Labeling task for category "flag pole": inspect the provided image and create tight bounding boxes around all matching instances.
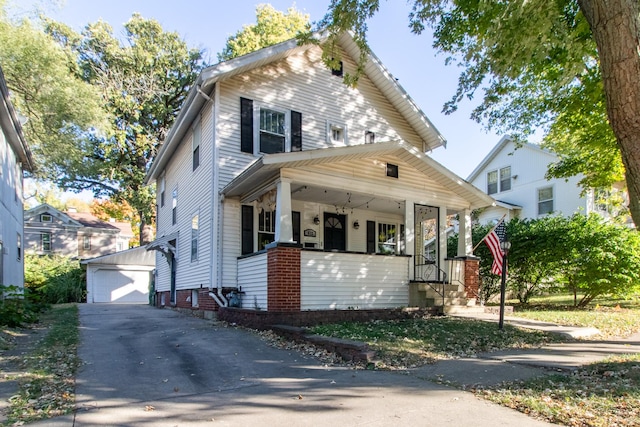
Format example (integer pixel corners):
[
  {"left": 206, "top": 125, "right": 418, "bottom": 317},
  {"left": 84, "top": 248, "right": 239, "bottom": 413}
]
[{"left": 472, "top": 213, "right": 507, "bottom": 253}]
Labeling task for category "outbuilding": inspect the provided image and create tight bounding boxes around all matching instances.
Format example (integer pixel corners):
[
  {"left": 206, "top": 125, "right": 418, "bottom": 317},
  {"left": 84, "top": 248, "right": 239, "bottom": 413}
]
[{"left": 82, "top": 246, "right": 155, "bottom": 304}]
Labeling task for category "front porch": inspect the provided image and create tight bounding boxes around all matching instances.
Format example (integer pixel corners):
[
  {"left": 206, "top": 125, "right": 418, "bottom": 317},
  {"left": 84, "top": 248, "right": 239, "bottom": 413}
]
[{"left": 235, "top": 244, "right": 481, "bottom": 313}]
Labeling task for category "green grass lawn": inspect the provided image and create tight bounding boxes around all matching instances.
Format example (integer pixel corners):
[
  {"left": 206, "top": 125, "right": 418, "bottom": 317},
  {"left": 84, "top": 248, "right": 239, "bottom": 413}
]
[
  {"left": 507, "top": 294, "right": 640, "bottom": 338},
  {"left": 2, "top": 304, "right": 79, "bottom": 426}
]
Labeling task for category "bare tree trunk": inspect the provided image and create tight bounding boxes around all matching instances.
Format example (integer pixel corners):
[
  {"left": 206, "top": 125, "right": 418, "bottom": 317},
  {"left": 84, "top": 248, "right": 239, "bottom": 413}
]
[{"left": 578, "top": 0, "right": 640, "bottom": 227}]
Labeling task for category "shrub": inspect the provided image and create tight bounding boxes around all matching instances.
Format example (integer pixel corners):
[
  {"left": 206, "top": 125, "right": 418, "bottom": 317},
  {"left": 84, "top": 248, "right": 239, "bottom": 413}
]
[
  {"left": 24, "top": 255, "right": 86, "bottom": 304},
  {"left": 0, "top": 285, "right": 40, "bottom": 327}
]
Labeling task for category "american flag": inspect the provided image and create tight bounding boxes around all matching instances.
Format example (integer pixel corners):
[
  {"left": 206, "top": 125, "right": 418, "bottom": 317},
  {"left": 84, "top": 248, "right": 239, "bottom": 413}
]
[{"left": 484, "top": 221, "right": 507, "bottom": 276}]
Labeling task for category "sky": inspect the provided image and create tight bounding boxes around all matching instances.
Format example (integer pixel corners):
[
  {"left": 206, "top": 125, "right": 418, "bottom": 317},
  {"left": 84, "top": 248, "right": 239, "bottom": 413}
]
[{"left": 13, "top": 0, "right": 504, "bottom": 179}]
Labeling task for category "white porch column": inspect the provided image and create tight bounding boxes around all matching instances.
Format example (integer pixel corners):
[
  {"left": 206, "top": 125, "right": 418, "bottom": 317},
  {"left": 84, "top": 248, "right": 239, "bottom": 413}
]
[
  {"left": 274, "top": 178, "right": 294, "bottom": 243},
  {"left": 404, "top": 200, "right": 415, "bottom": 280},
  {"left": 438, "top": 206, "right": 447, "bottom": 268},
  {"left": 457, "top": 208, "right": 473, "bottom": 256}
]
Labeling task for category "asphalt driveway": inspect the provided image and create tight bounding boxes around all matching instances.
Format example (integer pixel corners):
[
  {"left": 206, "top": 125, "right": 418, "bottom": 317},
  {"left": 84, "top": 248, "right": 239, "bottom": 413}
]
[{"left": 63, "top": 304, "right": 553, "bottom": 426}]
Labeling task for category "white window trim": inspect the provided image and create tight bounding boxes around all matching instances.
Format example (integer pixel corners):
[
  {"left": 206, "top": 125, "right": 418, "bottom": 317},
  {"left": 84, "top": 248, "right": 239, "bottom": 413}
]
[
  {"left": 192, "top": 117, "right": 201, "bottom": 170},
  {"left": 326, "top": 120, "right": 348, "bottom": 146},
  {"left": 537, "top": 185, "right": 555, "bottom": 216},
  {"left": 254, "top": 103, "right": 291, "bottom": 154},
  {"left": 41, "top": 214, "right": 52, "bottom": 222},
  {"left": 487, "top": 165, "right": 512, "bottom": 194},
  {"left": 191, "top": 211, "right": 199, "bottom": 262}
]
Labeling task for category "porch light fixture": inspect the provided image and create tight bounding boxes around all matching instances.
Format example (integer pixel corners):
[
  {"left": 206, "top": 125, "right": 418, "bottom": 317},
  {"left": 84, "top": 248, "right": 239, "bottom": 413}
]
[
  {"left": 313, "top": 215, "right": 320, "bottom": 225},
  {"left": 353, "top": 220, "right": 360, "bottom": 229}
]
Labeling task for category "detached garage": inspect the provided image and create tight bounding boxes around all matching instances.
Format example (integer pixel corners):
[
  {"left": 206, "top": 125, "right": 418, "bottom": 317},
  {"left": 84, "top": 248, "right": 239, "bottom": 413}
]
[{"left": 82, "top": 246, "right": 156, "bottom": 303}]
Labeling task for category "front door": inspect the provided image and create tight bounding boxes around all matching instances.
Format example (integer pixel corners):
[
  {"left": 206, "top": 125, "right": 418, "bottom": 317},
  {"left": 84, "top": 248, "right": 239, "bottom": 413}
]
[
  {"left": 414, "top": 205, "right": 440, "bottom": 281},
  {"left": 324, "top": 213, "right": 346, "bottom": 251}
]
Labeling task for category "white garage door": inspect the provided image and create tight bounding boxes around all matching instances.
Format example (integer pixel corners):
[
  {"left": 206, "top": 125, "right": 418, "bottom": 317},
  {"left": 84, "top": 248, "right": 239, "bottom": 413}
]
[{"left": 92, "top": 269, "right": 150, "bottom": 303}]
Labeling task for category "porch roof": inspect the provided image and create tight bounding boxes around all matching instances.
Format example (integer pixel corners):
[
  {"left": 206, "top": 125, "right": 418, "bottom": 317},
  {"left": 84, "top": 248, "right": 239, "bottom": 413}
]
[{"left": 222, "top": 141, "right": 495, "bottom": 210}]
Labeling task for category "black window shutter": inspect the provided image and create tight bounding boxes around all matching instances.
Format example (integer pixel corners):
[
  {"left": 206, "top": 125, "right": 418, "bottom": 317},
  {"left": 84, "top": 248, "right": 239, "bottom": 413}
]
[
  {"left": 291, "top": 110, "right": 302, "bottom": 152},
  {"left": 292, "top": 211, "right": 301, "bottom": 244},
  {"left": 241, "top": 205, "right": 254, "bottom": 255},
  {"left": 366, "top": 220, "right": 376, "bottom": 253},
  {"left": 240, "top": 98, "right": 253, "bottom": 154}
]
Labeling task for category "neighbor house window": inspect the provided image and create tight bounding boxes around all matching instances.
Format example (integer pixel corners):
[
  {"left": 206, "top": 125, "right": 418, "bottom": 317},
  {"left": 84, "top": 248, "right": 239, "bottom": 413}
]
[
  {"left": 538, "top": 186, "right": 554, "bottom": 215},
  {"left": 487, "top": 167, "right": 512, "bottom": 194},
  {"left": 41, "top": 233, "right": 51, "bottom": 252},
  {"left": 499, "top": 166, "right": 511, "bottom": 191},
  {"left": 16, "top": 233, "right": 21, "bottom": 261},
  {"left": 191, "top": 214, "right": 199, "bottom": 262},
  {"left": 192, "top": 120, "right": 201, "bottom": 171},
  {"left": 41, "top": 214, "right": 52, "bottom": 222},
  {"left": 172, "top": 189, "right": 178, "bottom": 225},
  {"left": 487, "top": 170, "right": 498, "bottom": 195},
  {"left": 378, "top": 223, "right": 397, "bottom": 254},
  {"left": 258, "top": 209, "right": 275, "bottom": 251},
  {"left": 83, "top": 235, "right": 91, "bottom": 250}
]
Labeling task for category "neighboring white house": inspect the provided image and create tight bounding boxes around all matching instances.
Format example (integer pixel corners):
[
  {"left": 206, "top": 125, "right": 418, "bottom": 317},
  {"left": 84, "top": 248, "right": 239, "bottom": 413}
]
[
  {"left": 467, "top": 135, "right": 620, "bottom": 225},
  {"left": 144, "top": 33, "right": 495, "bottom": 318},
  {"left": 0, "top": 66, "right": 34, "bottom": 289}
]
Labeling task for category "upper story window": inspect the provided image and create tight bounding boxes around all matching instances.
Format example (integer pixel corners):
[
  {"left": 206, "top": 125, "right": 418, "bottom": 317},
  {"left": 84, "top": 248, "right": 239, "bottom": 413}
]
[
  {"left": 327, "top": 121, "right": 347, "bottom": 145},
  {"left": 331, "top": 60, "right": 343, "bottom": 77},
  {"left": 260, "top": 108, "right": 286, "bottom": 154},
  {"left": 240, "top": 97, "right": 302, "bottom": 155},
  {"left": 365, "top": 131, "right": 375, "bottom": 144},
  {"left": 538, "top": 186, "right": 554, "bottom": 215},
  {"left": 172, "top": 188, "right": 178, "bottom": 225},
  {"left": 41, "top": 214, "right": 52, "bottom": 222},
  {"left": 487, "top": 166, "right": 512, "bottom": 195},
  {"left": 83, "top": 235, "right": 91, "bottom": 250},
  {"left": 192, "top": 120, "right": 201, "bottom": 171}
]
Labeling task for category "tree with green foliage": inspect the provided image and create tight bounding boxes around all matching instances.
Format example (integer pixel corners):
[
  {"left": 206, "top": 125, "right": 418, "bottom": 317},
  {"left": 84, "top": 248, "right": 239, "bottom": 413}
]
[
  {"left": 218, "top": 4, "right": 310, "bottom": 61},
  {"left": 0, "top": 2, "right": 108, "bottom": 179},
  {"left": 44, "top": 14, "right": 207, "bottom": 242},
  {"left": 320, "top": 0, "right": 640, "bottom": 228}
]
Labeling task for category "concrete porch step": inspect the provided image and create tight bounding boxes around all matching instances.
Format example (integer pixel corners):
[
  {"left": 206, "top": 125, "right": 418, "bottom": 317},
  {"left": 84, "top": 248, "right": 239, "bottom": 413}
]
[
  {"left": 416, "top": 283, "right": 463, "bottom": 293},
  {"left": 424, "top": 290, "right": 467, "bottom": 299}
]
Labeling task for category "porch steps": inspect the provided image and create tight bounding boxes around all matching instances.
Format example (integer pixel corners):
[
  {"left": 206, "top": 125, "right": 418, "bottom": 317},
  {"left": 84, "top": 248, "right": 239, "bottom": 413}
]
[{"left": 443, "top": 305, "right": 487, "bottom": 315}]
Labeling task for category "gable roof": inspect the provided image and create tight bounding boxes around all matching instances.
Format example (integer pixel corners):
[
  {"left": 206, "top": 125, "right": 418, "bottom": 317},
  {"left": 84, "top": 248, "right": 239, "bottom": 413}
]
[
  {"left": 25, "top": 204, "right": 132, "bottom": 235},
  {"left": 146, "top": 32, "right": 445, "bottom": 184},
  {"left": 466, "top": 135, "right": 555, "bottom": 182},
  {"left": 0, "top": 66, "right": 34, "bottom": 172},
  {"left": 222, "top": 140, "right": 495, "bottom": 210}
]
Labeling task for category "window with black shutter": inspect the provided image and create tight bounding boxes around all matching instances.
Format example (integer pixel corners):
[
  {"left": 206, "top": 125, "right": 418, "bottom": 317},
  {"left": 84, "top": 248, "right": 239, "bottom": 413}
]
[
  {"left": 241, "top": 205, "right": 254, "bottom": 255},
  {"left": 291, "top": 111, "right": 302, "bottom": 152},
  {"left": 366, "top": 220, "right": 376, "bottom": 253},
  {"left": 240, "top": 98, "right": 254, "bottom": 153}
]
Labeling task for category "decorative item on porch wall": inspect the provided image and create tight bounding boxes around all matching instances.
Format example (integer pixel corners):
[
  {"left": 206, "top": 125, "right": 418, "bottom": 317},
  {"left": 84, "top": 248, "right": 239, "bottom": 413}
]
[{"left": 256, "top": 189, "right": 276, "bottom": 213}]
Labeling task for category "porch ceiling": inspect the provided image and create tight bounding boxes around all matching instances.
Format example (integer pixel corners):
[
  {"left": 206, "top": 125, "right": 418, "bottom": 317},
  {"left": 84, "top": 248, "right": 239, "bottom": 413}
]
[{"left": 291, "top": 184, "right": 405, "bottom": 215}]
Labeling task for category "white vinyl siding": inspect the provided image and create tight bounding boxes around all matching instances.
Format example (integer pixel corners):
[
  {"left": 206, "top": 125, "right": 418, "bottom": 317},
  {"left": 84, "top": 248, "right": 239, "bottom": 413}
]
[
  {"left": 154, "top": 103, "right": 214, "bottom": 293},
  {"left": 216, "top": 45, "right": 409, "bottom": 190},
  {"left": 237, "top": 253, "right": 268, "bottom": 310},
  {"left": 300, "top": 251, "right": 409, "bottom": 310},
  {"left": 221, "top": 198, "right": 241, "bottom": 287}
]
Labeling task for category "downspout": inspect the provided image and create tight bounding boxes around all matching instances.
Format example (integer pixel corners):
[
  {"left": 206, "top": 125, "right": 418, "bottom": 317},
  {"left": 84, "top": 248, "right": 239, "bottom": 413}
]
[{"left": 198, "top": 83, "right": 228, "bottom": 308}]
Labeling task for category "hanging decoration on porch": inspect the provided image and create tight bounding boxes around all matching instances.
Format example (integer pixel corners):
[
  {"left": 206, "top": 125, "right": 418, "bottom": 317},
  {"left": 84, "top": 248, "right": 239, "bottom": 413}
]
[{"left": 256, "top": 188, "right": 277, "bottom": 213}]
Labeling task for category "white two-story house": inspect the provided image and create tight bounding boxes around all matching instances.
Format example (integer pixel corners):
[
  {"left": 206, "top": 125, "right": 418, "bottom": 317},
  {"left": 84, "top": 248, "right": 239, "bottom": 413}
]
[
  {"left": 467, "top": 136, "right": 624, "bottom": 225},
  {"left": 1, "top": 66, "right": 34, "bottom": 289},
  {"left": 145, "top": 33, "right": 495, "bottom": 321}
]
